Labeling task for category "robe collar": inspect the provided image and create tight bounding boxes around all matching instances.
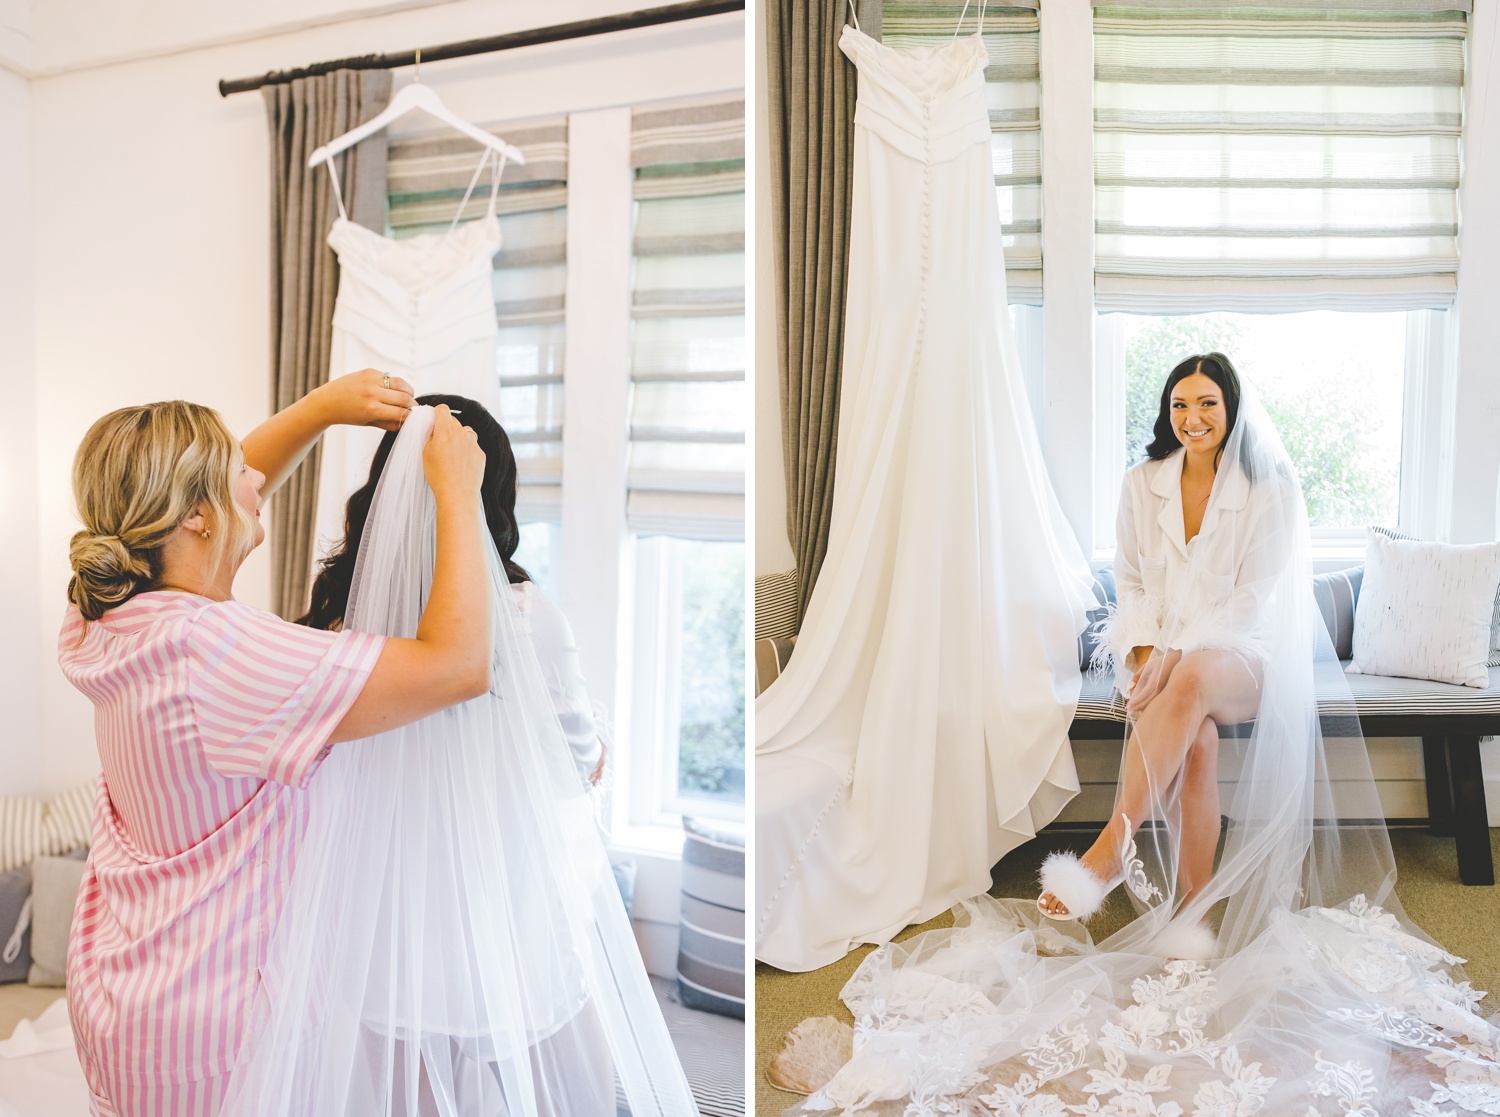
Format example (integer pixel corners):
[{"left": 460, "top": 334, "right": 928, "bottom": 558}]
[{"left": 1148, "top": 447, "right": 1250, "bottom": 558}]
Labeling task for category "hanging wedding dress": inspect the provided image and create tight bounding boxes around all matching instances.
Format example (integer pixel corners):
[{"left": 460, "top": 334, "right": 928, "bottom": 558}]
[
  {"left": 755, "top": 9, "right": 1095, "bottom": 972},
  {"left": 784, "top": 383, "right": 1500, "bottom": 1114},
  {"left": 220, "top": 408, "right": 698, "bottom": 1116},
  {"left": 312, "top": 152, "right": 505, "bottom": 565}
]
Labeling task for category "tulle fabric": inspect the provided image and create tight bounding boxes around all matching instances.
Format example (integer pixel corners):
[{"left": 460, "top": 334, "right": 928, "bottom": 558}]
[
  {"left": 222, "top": 406, "right": 697, "bottom": 1117},
  {"left": 791, "top": 392, "right": 1500, "bottom": 1115}
]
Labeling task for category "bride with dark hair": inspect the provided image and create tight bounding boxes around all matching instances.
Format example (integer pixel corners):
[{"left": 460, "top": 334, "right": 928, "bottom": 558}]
[
  {"left": 1037, "top": 353, "right": 1272, "bottom": 945},
  {"left": 220, "top": 399, "right": 692, "bottom": 1116},
  {"left": 300, "top": 393, "right": 604, "bottom": 787},
  {"left": 784, "top": 354, "right": 1500, "bottom": 1116}
]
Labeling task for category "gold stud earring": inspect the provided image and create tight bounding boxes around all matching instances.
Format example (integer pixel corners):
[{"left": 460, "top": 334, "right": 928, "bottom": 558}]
[{"left": 201, "top": 528, "right": 212, "bottom": 540}]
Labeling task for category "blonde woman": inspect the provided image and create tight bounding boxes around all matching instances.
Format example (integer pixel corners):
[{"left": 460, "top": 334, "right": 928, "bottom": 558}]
[{"left": 58, "top": 374, "right": 489, "bottom": 1117}]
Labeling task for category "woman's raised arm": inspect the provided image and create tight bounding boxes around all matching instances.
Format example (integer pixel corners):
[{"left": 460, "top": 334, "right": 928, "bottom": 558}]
[
  {"left": 327, "top": 405, "right": 493, "bottom": 742},
  {"left": 243, "top": 370, "right": 415, "bottom": 500}
]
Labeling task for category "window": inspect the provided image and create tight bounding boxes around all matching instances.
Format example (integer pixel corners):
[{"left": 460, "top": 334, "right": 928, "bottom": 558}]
[
  {"left": 631, "top": 537, "right": 746, "bottom": 823},
  {"left": 1089, "top": 0, "right": 1466, "bottom": 549},
  {"left": 1101, "top": 309, "right": 1414, "bottom": 539},
  {"left": 1093, "top": 0, "right": 1466, "bottom": 312},
  {"left": 882, "top": 0, "right": 1042, "bottom": 303},
  {"left": 387, "top": 117, "right": 569, "bottom": 524},
  {"left": 623, "top": 97, "right": 746, "bottom": 824},
  {"left": 514, "top": 521, "right": 562, "bottom": 603}
]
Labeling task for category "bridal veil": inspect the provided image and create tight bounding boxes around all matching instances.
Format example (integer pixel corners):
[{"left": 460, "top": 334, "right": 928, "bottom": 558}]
[
  {"left": 222, "top": 407, "right": 698, "bottom": 1116},
  {"left": 793, "top": 389, "right": 1500, "bottom": 1115}
]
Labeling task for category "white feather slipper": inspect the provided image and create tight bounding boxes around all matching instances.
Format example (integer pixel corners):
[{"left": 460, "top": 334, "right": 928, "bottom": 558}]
[
  {"left": 1037, "top": 852, "right": 1122, "bottom": 921},
  {"left": 1153, "top": 919, "right": 1218, "bottom": 960}
]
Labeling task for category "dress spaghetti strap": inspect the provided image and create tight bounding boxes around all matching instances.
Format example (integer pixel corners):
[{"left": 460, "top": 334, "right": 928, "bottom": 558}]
[
  {"left": 324, "top": 157, "right": 351, "bottom": 224},
  {"left": 953, "top": 0, "right": 989, "bottom": 39},
  {"left": 447, "top": 146, "right": 509, "bottom": 234}
]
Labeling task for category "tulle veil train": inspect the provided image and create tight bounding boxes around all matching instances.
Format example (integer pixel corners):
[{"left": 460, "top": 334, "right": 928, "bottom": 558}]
[{"left": 222, "top": 406, "right": 699, "bottom": 1116}]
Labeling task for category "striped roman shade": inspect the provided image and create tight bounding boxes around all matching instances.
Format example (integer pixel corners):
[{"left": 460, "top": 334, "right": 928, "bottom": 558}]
[
  {"left": 1093, "top": 0, "right": 1468, "bottom": 312},
  {"left": 627, "top": 97, "right": 746, "bottom": 541},
  {"left": 388, "top": 117, "right": 569, "bottom": 519},
  {"left": 677, "top": 817, "right": 745, "bottom": 1019},
  {"left": 881, "top": 1, "right": 1042, "bottom": 302}
]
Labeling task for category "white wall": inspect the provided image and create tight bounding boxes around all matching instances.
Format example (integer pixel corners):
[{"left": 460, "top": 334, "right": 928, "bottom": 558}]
[
  {"left": 0, "top": 65, "right": 44, "bottom": 800},
  {"left": 1455, "top": 0, "right": 1500, "bottom": 819},
  {"left": 1453, "top": 0, "right": 1500, "bottom": 547},
  {"left": 20, "top": 0, "right": 741, "bottom": 800}
]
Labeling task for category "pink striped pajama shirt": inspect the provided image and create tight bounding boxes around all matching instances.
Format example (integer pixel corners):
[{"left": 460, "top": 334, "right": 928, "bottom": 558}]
[{"left": 57, "top": 591, "right": 385, "bottom": 1117}]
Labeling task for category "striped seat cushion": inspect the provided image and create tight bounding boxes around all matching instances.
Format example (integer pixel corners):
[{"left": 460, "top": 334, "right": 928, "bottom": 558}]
[
  {"left": 1075, "top": 665, "right": 1500, "bottom": 725},
  {"left": 677, "top": 818, "right": 744, "bottom": 1020}
]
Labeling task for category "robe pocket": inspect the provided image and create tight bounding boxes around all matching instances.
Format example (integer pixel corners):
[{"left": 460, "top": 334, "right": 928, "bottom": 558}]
[
  {"left": 1139, "top": 555, "right": 1168, "bottom": 594},
  {"left": 1197, "top": 570, "right": 1236, "bottom": 604}
]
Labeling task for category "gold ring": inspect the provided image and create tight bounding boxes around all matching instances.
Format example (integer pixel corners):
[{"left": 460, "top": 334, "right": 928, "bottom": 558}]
[{"left": 382, "top": 374, "right": 391, "bottom": 390}]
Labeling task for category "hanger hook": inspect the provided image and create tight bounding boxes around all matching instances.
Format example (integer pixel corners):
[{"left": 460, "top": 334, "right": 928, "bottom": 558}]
[{"left": 414, "top": 47, "right": 421, "bottom": 83}]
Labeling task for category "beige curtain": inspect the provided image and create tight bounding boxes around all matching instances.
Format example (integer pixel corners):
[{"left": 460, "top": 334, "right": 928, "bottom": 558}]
[
  {"left": 263, "top": 70, "right": 392, "bottom": 620},
  {"left": 767, "top": 0, "right": 859, "bottom": 624}
]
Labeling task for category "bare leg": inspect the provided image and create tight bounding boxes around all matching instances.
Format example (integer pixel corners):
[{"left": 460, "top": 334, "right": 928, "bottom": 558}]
[
  {"left": 1040, "top": 651, "right": 1260, "bottom": 916},
  {"left": 1176, "top": 716, "right": 1220, "bottom": 907}
]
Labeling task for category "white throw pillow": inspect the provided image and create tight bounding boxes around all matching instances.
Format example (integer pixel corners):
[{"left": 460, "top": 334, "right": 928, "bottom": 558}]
[
  {"left": 1372, "top": 524, "right": 1500, "bottom": 666},
  {"left": 1349, "top": 530, "right": 1500, "bottom": 688}
]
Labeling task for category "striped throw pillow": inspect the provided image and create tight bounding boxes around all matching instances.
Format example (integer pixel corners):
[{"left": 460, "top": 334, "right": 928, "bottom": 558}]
[
  {"left": 0, "top": 799, "right": 46, "bottom": 874},
  {"left": 754, "top": 636, "right": 797, "bottom": 696},
  {"left": 0, "top": 782, "right": 95, "bottom": 873},
  {"left": 754, "top": 569, "right": 799, "bottom": 641},
  {"left": 677, "top": 818, "right": 745, "bottom": 1019},
  {"left": 41, "top": 782, "right": 94, "bottom": 857},
  {"left": 1312, "top": 567, "right": 1364, "bottom": 661}
]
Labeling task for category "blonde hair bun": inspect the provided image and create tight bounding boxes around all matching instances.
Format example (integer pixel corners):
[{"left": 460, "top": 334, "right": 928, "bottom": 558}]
[
  {"left": 68, "top": 531, "right": 155, "bottom": 621},
  {"left": 67, "top": 401, "right": 255, "bottom": 622}
]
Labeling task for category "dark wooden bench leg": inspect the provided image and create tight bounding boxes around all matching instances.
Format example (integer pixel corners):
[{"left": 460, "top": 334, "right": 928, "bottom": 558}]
[
  {"left": 1422, "top": 735, "right": 1454, "bottom": 838},
  {"left": 1446, "top": 736, "right": 1494, "bottom": 886}
]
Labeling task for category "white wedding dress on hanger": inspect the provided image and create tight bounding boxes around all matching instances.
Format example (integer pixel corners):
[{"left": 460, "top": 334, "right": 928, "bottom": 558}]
[
  {"left": 755, "top": 7, "right": 1096, "bottom": 973},
  {"left": 312, "top": 152, "right": 505, "bottom": 565}
]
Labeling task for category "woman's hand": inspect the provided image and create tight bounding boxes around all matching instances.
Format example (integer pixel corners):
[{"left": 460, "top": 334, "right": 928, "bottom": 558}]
[
  {"left": 1127, "top": 648, "right": 1180, "bottom": 716},
  {"left": 423, "top": 405, "right": 485, "bottom": 502},
  {"left": 589, "top": 739, "right": 607, "bottom": 786},
  {"left": 313, "top": 369, "right": 416, "bottom": 431}
]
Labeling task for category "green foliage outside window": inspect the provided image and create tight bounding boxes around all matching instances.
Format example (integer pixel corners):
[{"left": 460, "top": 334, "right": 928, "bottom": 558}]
[{"left": 677, "top": 541, "right": 746, "bottom": 802}]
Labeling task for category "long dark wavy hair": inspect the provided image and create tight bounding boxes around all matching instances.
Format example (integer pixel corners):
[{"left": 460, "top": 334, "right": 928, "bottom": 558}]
[
  {"left": 1144, "top": 352, "right": 1256, "bottom": 478},
  {"left": 298, "top": 394, "right": 530, "bottom": 631}
]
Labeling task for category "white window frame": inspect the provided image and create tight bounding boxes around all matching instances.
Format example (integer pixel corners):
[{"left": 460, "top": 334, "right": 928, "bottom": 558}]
[
  {"left": 629, "top": 535, "right": 747, "bottom": 827},
  {"left": 555, "top": 101, "right": 746, "bottom": 855}
]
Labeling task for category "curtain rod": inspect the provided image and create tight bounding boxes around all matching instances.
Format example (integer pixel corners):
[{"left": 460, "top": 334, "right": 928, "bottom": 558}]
[{"left": 218, "top": 0, "right": 744, "bottom": 97}]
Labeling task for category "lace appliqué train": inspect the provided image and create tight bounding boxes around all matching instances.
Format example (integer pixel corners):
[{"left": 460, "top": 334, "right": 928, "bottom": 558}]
[{"left": 790, "top": 897, "right": 1500, "bottom": 1117}]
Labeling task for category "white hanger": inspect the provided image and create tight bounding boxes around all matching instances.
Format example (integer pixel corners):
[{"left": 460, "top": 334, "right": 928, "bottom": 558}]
[{"left": 307, "top": 51, "right": 526, "bottom": 170}]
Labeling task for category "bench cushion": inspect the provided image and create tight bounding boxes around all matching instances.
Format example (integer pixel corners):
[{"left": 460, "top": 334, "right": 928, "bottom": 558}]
[{"left": 1076, "top": 664, "right": 1500, "bottom": 727}]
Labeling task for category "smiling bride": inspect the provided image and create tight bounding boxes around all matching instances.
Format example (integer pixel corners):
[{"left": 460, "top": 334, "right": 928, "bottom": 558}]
[{"left": 786, "top": 353, "right": 1500, "bottom": 1116}]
